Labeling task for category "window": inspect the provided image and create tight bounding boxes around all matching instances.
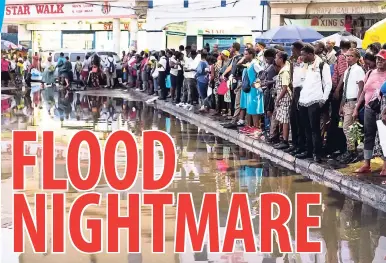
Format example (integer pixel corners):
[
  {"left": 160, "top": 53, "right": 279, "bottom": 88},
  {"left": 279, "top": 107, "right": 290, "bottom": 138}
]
[
  {"left": 70, "top": 53, "right": 85, "bottom": 62},
  {"left": 54, "top": 53, "right": 69, "bottom": 62},
  {"left": 96, "top": 52, "right": 121, "bottom": 63}
]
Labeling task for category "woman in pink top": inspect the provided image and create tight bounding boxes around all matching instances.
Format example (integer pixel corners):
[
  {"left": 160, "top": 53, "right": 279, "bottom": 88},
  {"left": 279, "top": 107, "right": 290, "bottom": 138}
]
[
  {"left": 1, "top": 55, "right": 10, "bottom": 87},
  {"left": 32, "top": 52, "right": 40, "bottom": 71},
  {"left": 353, "top": 50, "right": 386, "bottom": 175}
]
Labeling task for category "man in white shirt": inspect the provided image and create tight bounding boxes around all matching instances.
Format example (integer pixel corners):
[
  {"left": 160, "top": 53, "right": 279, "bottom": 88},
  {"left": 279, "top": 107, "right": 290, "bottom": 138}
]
[
  {"left": 157, "top": 50, "right": 168, "bottom": 100},
  {"left": 297, "top": 44, "right": 332, "bottom": 162},
  {"left": 338, "top": 48, "right": 365, "bottom": 164},
  {"left": 170, "top": 54, "right": 179, "bottom": 102},
  {"left": 179, "top": 50, "right": 199, "bottom": 109}
]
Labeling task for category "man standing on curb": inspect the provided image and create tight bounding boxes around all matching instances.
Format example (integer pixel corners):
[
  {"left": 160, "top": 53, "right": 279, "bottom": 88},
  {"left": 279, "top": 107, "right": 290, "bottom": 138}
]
[
  {"left": 297, "top": 44, "right": 332, "bottom": 163},
  {"left": 285, "top": 41, "right": 307, "bottom": 155}
]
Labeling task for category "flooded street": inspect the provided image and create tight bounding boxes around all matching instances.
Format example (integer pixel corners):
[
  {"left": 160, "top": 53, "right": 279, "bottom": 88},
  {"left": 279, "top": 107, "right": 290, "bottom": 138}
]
[{"left": 2, "top": 90, "right": 386, "bottom": 263}]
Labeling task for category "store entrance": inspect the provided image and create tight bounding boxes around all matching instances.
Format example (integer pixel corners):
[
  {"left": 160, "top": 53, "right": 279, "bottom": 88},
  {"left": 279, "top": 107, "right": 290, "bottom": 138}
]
[{"left": 62, "top": 31, "right": 95, "bottom": 49}]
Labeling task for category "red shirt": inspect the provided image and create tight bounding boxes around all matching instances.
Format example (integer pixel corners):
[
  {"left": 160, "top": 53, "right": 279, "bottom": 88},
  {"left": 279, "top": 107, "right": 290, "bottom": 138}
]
[{"left": 332, "top": 53, "right": 348, "bottom": 87}]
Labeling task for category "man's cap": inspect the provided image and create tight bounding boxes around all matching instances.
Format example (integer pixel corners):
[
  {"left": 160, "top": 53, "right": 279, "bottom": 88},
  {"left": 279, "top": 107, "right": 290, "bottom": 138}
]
[
  {"left": 221, "top": 50, "right": 230, "bottom": 57},
  {"left": 376, "top": 49, "right": 386, "bottom": 60}
]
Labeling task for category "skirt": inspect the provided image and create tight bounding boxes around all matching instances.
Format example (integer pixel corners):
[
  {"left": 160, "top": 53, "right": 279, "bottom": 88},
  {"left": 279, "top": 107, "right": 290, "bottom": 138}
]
[
  {"left": 240, "top": 88, "right": 264, "bottom": 115},
  {"left": 275, "top": 94, "right": 291, "bottom": 124},
  {"left": 81, "top": 70, "right": 89, "bottom": 79}
]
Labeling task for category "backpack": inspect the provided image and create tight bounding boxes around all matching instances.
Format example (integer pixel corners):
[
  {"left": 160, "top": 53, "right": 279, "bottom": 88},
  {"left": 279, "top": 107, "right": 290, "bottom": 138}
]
[{"left": 109, "top": 60, "right": 115, "bottom": 73}]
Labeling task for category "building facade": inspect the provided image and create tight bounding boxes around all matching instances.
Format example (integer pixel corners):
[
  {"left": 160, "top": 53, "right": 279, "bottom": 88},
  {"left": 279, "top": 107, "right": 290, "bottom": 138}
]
[
  {"left": 2, "top": 0, "right": 137, "bottom": 54},
  {"left": 269, "top": 0, "right": 386, "bottom": 39},
  {"left": 138, "top": 0, "right": 268, "bottom": 51}
]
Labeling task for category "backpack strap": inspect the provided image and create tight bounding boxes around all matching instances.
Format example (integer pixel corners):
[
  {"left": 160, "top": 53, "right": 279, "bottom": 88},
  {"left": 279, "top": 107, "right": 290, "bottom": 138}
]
[{"left": 319, "top": 61, "right": 325, "bottom": 93}]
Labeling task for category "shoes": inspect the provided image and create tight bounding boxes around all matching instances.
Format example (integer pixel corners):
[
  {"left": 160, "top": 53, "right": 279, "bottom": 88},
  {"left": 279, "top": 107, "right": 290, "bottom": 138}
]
[
  {"left": 339, "top": 151, "right": 357, "bottom": 164},
  {"left": 291, "top": 148, "right": 304, "bottom": 155},
  {"left": 295, "top": 152, "right": 312, "bottom": 159},
  {"left": 274, "top": 142, "right": 289, "bottom": 150},
  {"left": 284, "top": 145, "right": 297, "bottom": 153},
  {"left": 313, "top": 155, "right": 322, "bottom": 163},
  {"left": 267, "top": 136, "right": 280, "bottom": 145}
]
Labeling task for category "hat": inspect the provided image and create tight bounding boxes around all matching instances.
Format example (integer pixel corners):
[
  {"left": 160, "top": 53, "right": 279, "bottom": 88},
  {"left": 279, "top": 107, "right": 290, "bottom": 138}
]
[
  {"left": 150, "top": 56, "right": 156, "bottom": 61},
  {"left": 144, "top": 48, "right": 149, "bottom": 54},
  {"left": 376, "top": 49, "right": 386, "bottom": 60},
  {"left": 221, "top": 50, "right": 230, "bottom": 57}
]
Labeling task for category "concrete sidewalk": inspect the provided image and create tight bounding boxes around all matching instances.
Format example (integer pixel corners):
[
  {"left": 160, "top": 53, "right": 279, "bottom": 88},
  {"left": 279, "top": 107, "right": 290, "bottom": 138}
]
[{"left": 126, "top": 89, "right": 386, "bottom": 212}]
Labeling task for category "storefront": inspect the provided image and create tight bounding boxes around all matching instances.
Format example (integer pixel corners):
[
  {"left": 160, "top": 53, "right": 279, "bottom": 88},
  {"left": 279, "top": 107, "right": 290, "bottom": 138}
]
[
  {"left": 143, "top": 0, "right": 267, "bottom": 51},
  {"left": 3, "top": 1, "right": 136, "bottom": 53},
  {"left": 162, "top": 21, "right": 253, "bottom": 51},
  {"left": 198, "top": 27, "right": 253, "bottom": 51},
  {"left": 164, "top": 22, "right": 187, "bottom": 49},
  {"left": 284, "top": 15, "right": 383, "bottom": 38},
  {"left": 24, "top": 22, "right": 131, "bottom": 51},
  {"left": 269, "top": 1, "right": 386, "bottom": 43}
]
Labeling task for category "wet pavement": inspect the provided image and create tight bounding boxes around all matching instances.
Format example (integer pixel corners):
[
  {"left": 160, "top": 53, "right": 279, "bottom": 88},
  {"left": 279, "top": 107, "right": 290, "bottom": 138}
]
[{"left": 2, "top": 89, "right": 386, "bottom": 263}]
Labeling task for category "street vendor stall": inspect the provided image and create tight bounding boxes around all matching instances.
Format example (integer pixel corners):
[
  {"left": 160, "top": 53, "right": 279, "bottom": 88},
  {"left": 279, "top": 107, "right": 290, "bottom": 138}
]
[
  {"left": 1, "top": 40, "right": 28, "bottom": 59},
  {"left": 362, "top": 18, "right": 386, "bottom": 49}
]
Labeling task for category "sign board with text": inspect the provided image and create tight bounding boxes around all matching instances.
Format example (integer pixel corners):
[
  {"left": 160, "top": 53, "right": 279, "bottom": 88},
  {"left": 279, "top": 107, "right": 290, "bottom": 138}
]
[{"left": 4, "top": 1, "right": 135, "bottom": 21}]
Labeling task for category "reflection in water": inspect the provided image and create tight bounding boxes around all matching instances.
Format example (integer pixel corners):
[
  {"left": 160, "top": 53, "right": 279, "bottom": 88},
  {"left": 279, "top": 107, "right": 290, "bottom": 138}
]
[{"left": 1, "top": 91, "right": 386, "bottom": 263}]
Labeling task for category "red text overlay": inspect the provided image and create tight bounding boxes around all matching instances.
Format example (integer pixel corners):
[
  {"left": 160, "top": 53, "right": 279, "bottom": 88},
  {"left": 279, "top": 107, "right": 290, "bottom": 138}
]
[{"left": 12, "top": 130, "right": 322, "bottom": 254}]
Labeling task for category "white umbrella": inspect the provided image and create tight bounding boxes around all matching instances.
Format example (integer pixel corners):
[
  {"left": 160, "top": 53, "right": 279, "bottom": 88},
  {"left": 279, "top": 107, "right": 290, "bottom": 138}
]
[
  {"left": 315, "top": 31, "right": 362, "bottom": 48},
  {"left": 1, "top": 40, "right": 19, "bottom": 51}
]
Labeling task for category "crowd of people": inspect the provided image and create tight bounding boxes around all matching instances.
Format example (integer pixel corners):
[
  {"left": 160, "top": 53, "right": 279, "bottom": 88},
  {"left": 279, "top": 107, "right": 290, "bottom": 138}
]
[
  {"left": 122, "top": 40, "right": 386, "bottom": 175},
  {"left": 0, "top": 51, "right": 119, "bottom": 90}
]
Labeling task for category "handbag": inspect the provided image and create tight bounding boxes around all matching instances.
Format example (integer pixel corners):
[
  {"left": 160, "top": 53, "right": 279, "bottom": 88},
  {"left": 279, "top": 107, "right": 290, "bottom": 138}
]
[
  {"left": 217, "top": 80, "right": 228, "bottom": 95},
  {"left": 368, "top": 98, "right": 381, "bottom": 114},
  {"left": 165, "top": 74, "right": 171, "bottom": 88}
]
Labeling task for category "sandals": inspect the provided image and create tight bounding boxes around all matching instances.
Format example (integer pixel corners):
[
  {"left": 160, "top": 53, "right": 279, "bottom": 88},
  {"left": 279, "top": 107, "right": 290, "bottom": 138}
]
[{"left": 354, "top": 166, "right": 372, "bottom": 173}]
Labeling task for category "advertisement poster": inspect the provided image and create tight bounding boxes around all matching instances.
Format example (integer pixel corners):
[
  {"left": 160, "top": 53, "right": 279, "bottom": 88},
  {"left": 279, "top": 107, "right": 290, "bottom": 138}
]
[{"left": 1, "top": 1, "right": 386, "bottom": 263}]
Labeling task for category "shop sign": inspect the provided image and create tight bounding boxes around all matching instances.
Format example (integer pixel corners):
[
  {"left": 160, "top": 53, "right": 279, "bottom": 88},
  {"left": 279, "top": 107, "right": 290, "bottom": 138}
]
[
  {"left": 310, "top": 17, "right": 382, "bottom": 28},
  {"left": 166, "top": 31, "right": 186, "bottom": 36},
  {"left": 4, "top": 1, "right": 135, "bottom": 21},
  {"left": 19, "top": 40, "right": 32, "bottom": 49},
  {"left": 163, "top": 22, "right": 187, "bottom": 34},
  {"left": 91, "top": 23, "right": 130, "bottom": 31},
  {"left": 285, "top": 16, "right": 382, "bottom": 32},
  {"left": 198, "top": 29, "right": 226, "bottom": 35},
  {"left": 307, "top": 5, "right": 385, "bottom": 15}
]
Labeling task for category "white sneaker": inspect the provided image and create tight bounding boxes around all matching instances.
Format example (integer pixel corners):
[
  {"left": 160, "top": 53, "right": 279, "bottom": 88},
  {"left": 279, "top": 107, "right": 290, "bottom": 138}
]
[
  {"left": 182, "top": 104, "right": 190, "bottom": 110},
  {"left": 236, "top": 120, "right": 245, "bottom": 125}
]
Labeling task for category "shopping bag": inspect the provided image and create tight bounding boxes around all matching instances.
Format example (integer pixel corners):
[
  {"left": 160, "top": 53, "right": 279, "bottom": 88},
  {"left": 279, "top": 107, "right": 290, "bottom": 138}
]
[
  {"left": 165, "top": 75, "right": 171, "bottom": 89},
  {"left": 217, "top": 80, "right": 228, "bottom": 95}
]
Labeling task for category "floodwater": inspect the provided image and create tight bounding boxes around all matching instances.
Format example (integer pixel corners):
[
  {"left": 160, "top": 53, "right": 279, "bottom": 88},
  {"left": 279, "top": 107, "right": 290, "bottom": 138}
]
[{"left": 1, "top": 90, "right": 386, "bottom": 263}]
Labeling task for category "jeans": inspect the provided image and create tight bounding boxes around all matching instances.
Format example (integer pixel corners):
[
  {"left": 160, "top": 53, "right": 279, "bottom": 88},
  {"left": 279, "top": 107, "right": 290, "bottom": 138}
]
[
  {"left": 197, "top": 81, "right": 208, "bottom": 102},
  {"left": 363, "top": 107, "right": 377, "bottom": 160},
  {"left": 154, "top": 78, "right": 159, "bottom": 92},
  {"left": 182, "top": 78, "right": 197, "bottom": 104},
  {"left": 300, "top": 103, "right": 323, "bottom": 157}
]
